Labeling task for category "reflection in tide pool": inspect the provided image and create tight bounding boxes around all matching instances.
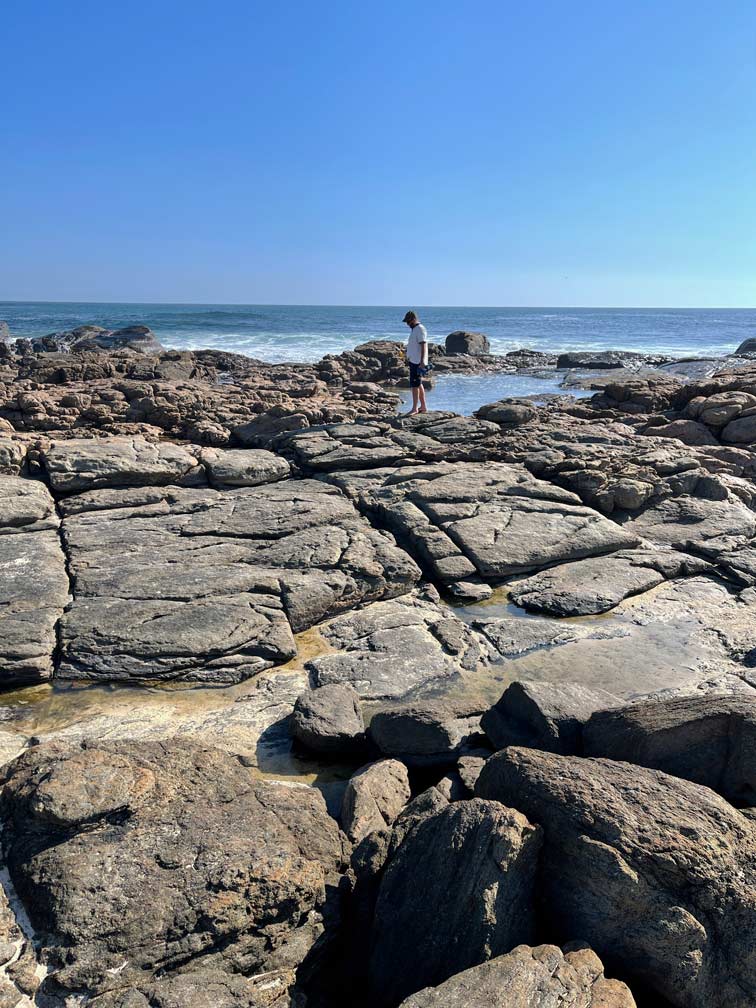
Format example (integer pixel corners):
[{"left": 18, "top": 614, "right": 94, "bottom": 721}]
[{"left": 397, "top": 372, "right": 594, "bottom": 416}]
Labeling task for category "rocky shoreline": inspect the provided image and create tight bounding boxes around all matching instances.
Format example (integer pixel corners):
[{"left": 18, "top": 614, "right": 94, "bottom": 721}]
[{"left": 0, "top": 321, "right": 755, "bottom": 1006}]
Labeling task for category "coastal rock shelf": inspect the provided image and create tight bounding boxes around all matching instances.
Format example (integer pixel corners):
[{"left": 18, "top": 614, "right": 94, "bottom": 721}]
[
  {"left": 0, "top": 330, "right": 756, "bottom": 1007},
  {"left": 57, "top": 477, "right": 420, "bottom": 684}
]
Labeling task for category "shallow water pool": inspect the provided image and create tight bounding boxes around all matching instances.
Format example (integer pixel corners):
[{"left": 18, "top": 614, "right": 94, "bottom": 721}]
[{"left": 397, "top": 372, "right": 594, "bottom": 415}]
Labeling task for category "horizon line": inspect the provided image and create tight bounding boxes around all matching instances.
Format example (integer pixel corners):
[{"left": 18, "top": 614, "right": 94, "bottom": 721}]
[{"left": 2, "top": 300, "right": 756, "bottom": 311}]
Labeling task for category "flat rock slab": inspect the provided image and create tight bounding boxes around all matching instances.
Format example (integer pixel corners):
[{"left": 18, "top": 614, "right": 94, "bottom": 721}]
[
  {"left": 327, "top": 461, "right": 636, "bottom": 589},
  {"left": 507, "top": 548, "right": 708, "bottom": 617},
  {"left": 0, "top": 479, "right": 69, "bottom": 686},
  {"left": 90, "top": 968, "right": 304, "bottom": 1008},
  {"left": 307, "top": 590, "right": 487, "bottom": 702},
  {"left": 0, "top": 476, "right": 59, "bottom": 533},
  {"left": 201, "top": 447, "right": 290, "bottom": 487},
  {"left": 42, "top": 436, "right": 205, "bottom": 492},
  {"left": 398, "top": 943, "right": 637, "bottom": 1008},
  {"left": 477, "top": 747, "right": 756, "bottom": 1008},
  {"left": 475, "top": 576, "right": 756, "bottom": 699},
  {"left": 0, "top": 739, "right": 347, "bottom": 1001},
  {"left": 272, "top": 415, "right": 504, "bottom": 471},
  {"left": 58, "top": 479, "right": 420, "bottom": 684},
  {"left": 620, "top": 495, "right": 756, "bottom": 550},
  {"left": 0, "top": 531, "right": 70, "bottom": 685}
]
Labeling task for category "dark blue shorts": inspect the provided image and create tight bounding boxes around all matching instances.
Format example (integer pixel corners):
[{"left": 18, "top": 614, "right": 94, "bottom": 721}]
[{"left": 409, "top": 362, "right": 422, "bottom": 388}]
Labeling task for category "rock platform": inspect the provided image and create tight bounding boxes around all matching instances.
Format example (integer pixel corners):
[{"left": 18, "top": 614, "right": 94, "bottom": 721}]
[{"left": 0, "top": 328, "right": 754, "bottom": 1006}]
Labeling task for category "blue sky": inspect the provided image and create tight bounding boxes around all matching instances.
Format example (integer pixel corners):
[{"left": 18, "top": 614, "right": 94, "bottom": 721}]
[{"left": 3, "top": 1, "right": 756, "bottom": 306}]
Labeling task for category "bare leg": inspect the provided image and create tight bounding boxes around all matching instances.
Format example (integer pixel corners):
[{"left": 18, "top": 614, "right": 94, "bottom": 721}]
[
  {"left": 418, "top": 383, "right": 427, "bottom": 412},
  {"left": 407, "top": 386, "right": 420, "bottom": 415}
]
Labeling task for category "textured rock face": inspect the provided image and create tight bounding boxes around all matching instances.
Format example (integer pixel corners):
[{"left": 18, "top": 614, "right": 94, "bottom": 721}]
[
  {"left": 1, "top": 740, "right": 347, "bottom": 1001},
  {"left": 367, "top": 699, "right": 484, "bottom": 766},
  {"left": 583, "top": 693, "right": 756, "bottom": 804},
  {"left": 58, "top": 479, "right": 419, "bottom": 684},
  {"left": 90, "top": 968, "right": 305, "bottom": 1007},
  {"left": 0, "top": 478, "right": 69, "bottom": 686},
  {"left": 201, "top": 447, "right": 290, "bottom": 487},
  {"left": 476, "top": 747, "right": 756, "bottom": 1008},
  {"left": 368, "top": 798, "right": 542, "bottom": 1007},
  {"left": 482, "top": 681, "right": 620, "bottom": 754},
  {"left": 340, "top": 758, "right": 411, "bottom": 842},
  {"left": 307, "top": 590, "right": 486, "bottom": 702},
  {"left": 327, "top": 460, "right": 637, "bottom": 593},
  {"left": 291, "top": 683, "right": 366, "bottom": 754},
  {"left": 619, "top": 494, "right": 756, "bottom": 549},
  {"left": 507, "top": 549, "right": 706, "bottom": 617},
  {"left": 43, "top": 436, "right": 205, "bottom": 492},
  {"left": 273, "top": 414, "right": 505, "bottom": 472},
  {"left": 397, "top": 943, "right": 637, "bottom": 1008},
  {"left": 445, "top": 331, "right": 491, "bottom": 355}
]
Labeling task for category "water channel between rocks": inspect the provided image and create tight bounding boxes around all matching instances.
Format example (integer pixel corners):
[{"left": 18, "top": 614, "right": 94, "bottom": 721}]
[{"left": 0, "top": 576, "right": 727, "bottom": 787}]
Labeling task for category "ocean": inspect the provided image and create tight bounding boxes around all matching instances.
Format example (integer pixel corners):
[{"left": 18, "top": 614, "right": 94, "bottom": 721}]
[{"left": 1, "top": 303, "right": 754, "bottom": 362}]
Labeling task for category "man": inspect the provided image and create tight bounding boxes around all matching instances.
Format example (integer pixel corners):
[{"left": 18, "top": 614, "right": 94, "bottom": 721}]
[{"left": 402, "top": 310, "right": 430, "bottom": 415}]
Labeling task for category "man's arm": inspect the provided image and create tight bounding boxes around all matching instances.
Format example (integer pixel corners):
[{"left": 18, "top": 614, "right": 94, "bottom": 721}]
[{"left": 418, "top": 326, "right": 429, "bottom": 366}]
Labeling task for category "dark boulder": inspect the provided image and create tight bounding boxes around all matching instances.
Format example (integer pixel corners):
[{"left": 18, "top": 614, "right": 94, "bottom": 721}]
[
  {"left": 583, "top": 692, "right": 756, "bottom": 804},
  {"left": 476, "top": 746, "right": 756, "bottom": 1008},
  {"left": 445, "top": 331, "right": 491, "bottom": 355},
  {"left": 0, "top": 740, "right": 347, "bottom": 1001},
  {"left": 482, "top": 680, "right": 620, "bottom": 754},
  {"left": 368, "top": 798, "right": 541, "bottom": 1007},
  {"left": 735, "top": 337, "right": 756, "bottom": 356},
  {"left": 291, "top": 683, "right": 367, "bottom": 755}
]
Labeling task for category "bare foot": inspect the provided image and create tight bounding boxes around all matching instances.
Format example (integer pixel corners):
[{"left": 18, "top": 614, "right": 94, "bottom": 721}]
[
  {"left": 405, "top": 409, "right": 420, "bottom": 416},
  {"left": 418, "top": 408, "right": 428, "bottom": 413}
]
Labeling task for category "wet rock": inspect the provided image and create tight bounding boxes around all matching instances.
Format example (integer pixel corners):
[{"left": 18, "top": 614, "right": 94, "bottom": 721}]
[
  {"left": 475, "top": 576, "right": 756, "bottom": 699},
  {"left": 1, "top": 740, "right": 346, "bottom": 1001},
  {"left": 583, "top": 692, "right": 756, "bottom": 804},
  {"left": 340, "top": 758, "right": 411, "bottom": 842},
  {"left": 735, "top": 337, "right": 756, "bottom": 356},
  {"left": 507, "top": 549, "right": 708, "bottom": 617},
  {"left": 291, "top": 683, "right": 366, "bottom": 755},
  {"left": 368, "top": 798, "right": 541, "bottom": 1007},
  {"left": 397, "top": 943, "right": 637, "bottom": 1008},
  {"left": 445, "top": 331, "right": 491, "bottom": 355},
  {"left": 481, "top": 681, "right": 620, "bottom": 754},
  {"left": 557, "top": 350, "right": 670, "bottom": 369},
  {"left": 42, "top": 436, "right": 205, "bottom": 492},
  {"left": 201, "top": 447, "right": 290, "bottom": 487},
  {"left": 71, "top": 324, "right": 166, "bottom": 354},
  {"left": 476, "top": 746, "right": 756, "bottom": 1008},
  {"left": 308, "top": 590, "right": 485, "bottom": 701},
  {"left": 59, "top": 479, "right": 419, "bottom": 684}
]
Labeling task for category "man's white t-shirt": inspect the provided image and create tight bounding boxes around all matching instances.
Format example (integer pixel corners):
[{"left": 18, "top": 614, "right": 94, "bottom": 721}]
[{"left": 406, "top": 323, "right": 428, "bottom": 365}]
